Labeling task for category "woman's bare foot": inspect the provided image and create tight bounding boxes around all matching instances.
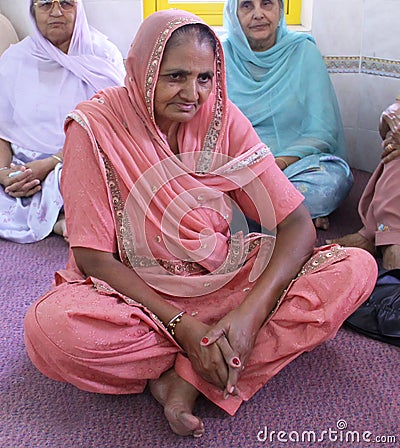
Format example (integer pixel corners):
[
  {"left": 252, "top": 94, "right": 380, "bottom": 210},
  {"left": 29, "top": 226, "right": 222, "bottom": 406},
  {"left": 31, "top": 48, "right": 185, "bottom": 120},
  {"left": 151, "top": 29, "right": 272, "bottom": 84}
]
[
  {"left": 149, "top": 369, "right": 204, "bottom": 438},
  {"left": 314, "top": 216, "right": 330, "bottom": 230},
  {"left": 327, "top": 232, "right": 377, "bottom": 256},
  {"left": 382, "top": 244, "right": 400, "bottom": 269},
  {"left": 53, "top": 214, "right": 68, "bottom": 241}
]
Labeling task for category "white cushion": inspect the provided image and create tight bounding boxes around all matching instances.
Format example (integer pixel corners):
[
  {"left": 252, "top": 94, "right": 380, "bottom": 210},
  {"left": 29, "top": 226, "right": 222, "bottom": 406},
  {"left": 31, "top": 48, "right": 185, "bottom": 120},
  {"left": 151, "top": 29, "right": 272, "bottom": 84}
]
[{"left": 0, "top": 13, "right": 19, "bottom": 57}]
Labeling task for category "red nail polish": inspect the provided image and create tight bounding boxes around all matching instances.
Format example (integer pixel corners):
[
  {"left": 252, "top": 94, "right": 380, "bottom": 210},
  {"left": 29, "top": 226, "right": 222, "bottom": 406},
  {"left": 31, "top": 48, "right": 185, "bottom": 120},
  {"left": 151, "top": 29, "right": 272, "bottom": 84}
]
[
  {"left": 232, "top": 357, "right": 240, "bottom": 366},
  {"left": 201, "top": 337, "right": 209, "bottom": 344}
]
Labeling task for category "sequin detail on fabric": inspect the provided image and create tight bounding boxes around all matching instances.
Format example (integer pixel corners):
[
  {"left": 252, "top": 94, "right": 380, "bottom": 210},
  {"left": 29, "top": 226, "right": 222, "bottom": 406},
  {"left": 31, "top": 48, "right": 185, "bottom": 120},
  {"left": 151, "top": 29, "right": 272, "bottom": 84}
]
[
  {"left": 222, "top": 147, "right": 272, "bottom": 174},
  {"left": 67, "top": 112, "right": 89, "bottom": 130},
  {"left": 99, "top": 148, "right": 136, "bottom": 268},
  {"left": 299, "top": 244, "right": 347, "bottom": 276},
  {"left": 378, "top": 223, "right": 389, "bottom": 232},
  {"left": 145, "top": 17, "right": 198, "bottom": 119},
  {"left": 196, "top": 44, "right": 225, "bottom": 174}
]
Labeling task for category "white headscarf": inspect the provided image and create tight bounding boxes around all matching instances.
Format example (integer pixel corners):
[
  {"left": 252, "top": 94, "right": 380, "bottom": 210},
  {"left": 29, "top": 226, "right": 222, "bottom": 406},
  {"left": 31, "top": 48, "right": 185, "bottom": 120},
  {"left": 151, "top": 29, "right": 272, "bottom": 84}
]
[{"left": 0, "top": 0, "right": 125, "bottom": 155}]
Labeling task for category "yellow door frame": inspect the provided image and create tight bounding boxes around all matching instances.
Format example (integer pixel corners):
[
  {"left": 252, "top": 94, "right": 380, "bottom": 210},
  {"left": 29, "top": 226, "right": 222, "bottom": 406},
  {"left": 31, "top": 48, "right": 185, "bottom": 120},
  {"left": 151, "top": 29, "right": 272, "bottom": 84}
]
[{"left": 144, "top": 1, "right": 301, "bottom": 26}]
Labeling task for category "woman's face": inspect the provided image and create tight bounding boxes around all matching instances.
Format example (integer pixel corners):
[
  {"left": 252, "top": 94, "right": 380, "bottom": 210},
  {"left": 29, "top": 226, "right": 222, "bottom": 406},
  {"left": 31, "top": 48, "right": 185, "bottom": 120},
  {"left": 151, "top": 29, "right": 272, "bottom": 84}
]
[
  {"left": 154, "top": 36, "right": 215, "bottom": 135},
  {"left": 33, "top": 0, "right": 77, "bottom": 53},
  {"left": 237, "top": 0, "right": 282, "bottom": 52}
]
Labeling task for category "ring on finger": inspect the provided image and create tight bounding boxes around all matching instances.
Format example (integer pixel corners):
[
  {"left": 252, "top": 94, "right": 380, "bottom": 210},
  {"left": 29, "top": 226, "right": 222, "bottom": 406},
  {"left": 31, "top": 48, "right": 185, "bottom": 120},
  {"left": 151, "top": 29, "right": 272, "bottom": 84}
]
[{"left": 232, "top": 357, "right": 241, "bottom": 366}]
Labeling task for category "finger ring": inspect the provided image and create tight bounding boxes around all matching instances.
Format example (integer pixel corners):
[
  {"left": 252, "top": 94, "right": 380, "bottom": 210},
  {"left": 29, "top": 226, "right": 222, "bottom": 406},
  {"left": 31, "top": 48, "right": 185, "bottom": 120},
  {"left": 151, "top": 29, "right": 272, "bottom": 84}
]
[
  {"left": 232, "top": 357, "right": 241, "bottom": 366},
  {"left": 8, "top": 170, "right": 22, "bottom": 178}
]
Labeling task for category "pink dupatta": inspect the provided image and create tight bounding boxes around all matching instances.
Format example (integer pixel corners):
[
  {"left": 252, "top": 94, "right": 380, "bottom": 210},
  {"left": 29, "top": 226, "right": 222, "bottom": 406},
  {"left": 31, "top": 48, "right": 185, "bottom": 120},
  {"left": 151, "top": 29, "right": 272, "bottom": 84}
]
[{"left": 66, "top": 10, "right": 278, "bottom": 297}]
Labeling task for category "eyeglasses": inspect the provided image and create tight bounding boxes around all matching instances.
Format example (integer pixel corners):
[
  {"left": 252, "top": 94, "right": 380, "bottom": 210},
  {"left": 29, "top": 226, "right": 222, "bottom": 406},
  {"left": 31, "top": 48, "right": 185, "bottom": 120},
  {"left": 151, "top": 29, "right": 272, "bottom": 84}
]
[{"left": 33, "top": 0, "right": 77, "bottom": 12}]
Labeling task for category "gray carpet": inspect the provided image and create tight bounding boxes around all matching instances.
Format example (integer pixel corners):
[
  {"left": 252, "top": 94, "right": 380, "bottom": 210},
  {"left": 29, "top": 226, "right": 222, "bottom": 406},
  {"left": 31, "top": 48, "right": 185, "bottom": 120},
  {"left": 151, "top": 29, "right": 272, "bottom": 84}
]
[{"left": 1, "top": 170, "right": 399, "bottom": 447}]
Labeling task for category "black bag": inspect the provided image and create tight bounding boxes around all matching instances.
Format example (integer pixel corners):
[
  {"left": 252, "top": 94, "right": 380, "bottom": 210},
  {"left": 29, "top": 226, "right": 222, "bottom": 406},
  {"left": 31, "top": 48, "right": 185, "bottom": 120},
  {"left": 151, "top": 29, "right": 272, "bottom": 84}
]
[{"left": 345, "top": 268, "right": 400, "bottom": 347}]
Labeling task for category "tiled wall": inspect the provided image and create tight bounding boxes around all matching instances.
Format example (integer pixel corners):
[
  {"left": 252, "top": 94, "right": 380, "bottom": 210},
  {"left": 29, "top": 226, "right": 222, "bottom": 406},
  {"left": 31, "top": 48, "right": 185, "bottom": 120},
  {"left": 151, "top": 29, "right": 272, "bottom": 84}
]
[
  {"left": 1, "top": 0, "right": 399, "bottom": 172},
  {"left": 312, "top": 0, "right": 400, "bottom": 172}
]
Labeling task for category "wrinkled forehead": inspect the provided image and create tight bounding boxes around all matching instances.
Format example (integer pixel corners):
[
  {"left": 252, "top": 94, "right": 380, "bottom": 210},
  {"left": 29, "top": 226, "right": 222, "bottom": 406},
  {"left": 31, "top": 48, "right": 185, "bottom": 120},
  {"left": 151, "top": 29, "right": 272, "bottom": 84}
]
[
  {"left": 236, "top": 0, "right": 283, "bottom": 10},
  {"left": 127, "top": 11, "right": 220, "bottom": 79}
]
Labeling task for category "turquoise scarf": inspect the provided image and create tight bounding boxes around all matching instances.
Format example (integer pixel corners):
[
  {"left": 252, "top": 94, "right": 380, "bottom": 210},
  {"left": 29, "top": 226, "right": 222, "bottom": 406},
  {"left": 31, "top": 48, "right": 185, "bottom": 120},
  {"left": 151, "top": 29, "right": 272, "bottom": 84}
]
[{"left": 221, "top": 0, "right": 348, "bottom": 161}]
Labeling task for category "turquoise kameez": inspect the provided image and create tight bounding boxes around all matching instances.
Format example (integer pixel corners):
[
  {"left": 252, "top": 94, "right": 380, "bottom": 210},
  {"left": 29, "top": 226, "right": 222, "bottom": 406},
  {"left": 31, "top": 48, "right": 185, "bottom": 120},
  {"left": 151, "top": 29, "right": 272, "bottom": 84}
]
[{"left": 222, "top": 0, "right": 353, "bottom": 218}]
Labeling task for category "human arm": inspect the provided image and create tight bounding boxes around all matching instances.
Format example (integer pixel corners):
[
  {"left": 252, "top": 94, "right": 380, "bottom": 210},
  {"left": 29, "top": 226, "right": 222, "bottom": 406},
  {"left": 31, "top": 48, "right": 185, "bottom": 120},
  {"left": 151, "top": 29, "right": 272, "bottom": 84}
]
[
  {"left": 0, "top": 148, "right": 62, "bottom": 198},
  {"left": 380, "top": 98, "right": 400, "bottom": 163},
  {"left": 73, "top": 247, "right": 237, "bottom": 389},
  {"left": 24, "top": 151, "right": 63, "bottom": 182},
  {"left": 0, "top": 138, "right": 40, "bottom": 195},
  {"left": 379, "top": 97, "right": 400, "bottom": 139},
  {"left": 62, "top": 120, "right": 235, "bottom": 390},
  {"left": 275, "top": 155, "right": 299, "bottom": 170},
  {"left": 201, "top": 203, "right": 315, "bottom": 395},
  {"left": 0, "top": 137, "right": 12, "bottom": 168},
  {"left": 0, "top": 138, "right": 13, "bottom": 185},
  {"left": 200, "top": 157, "right": 314, "bottom": 395}
]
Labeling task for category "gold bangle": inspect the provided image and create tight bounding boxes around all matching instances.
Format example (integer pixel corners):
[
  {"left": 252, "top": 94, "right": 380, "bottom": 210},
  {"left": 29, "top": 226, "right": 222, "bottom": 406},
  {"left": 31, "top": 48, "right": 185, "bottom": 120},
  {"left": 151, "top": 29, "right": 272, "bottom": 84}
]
[
  {"left": 165, "top": 311, "right": 186, "bottom": 338},
  {"left": 51, "top": 154, "right": 63, "bottom": 163},
  {"left": 276, "top": 157, "right": 289, "bottom": 169}
]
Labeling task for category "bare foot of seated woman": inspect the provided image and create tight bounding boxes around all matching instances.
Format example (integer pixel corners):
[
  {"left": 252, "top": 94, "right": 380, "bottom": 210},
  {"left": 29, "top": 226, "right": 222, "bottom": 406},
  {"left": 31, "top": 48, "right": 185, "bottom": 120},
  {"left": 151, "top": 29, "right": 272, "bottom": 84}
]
[
  {"left": 149, "top": 369, "right": 205, "bottom": 438},
  {"left": 53, "top": 213, "right": 68, "bottom": 241},
  {"left": 381, "top": 244, "right": 400, "bottom": 269},
  {"left": 314, "top": 216, "right": 330, "bottom": 230},
  {"left": 327, "top": 232, "right": 377, "bottom": 256}
]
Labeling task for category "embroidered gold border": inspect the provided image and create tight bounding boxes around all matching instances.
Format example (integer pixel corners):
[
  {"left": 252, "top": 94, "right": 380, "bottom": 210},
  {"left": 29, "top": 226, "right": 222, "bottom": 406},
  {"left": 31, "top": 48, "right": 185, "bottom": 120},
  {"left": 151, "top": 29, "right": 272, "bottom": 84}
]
[
  {"left": 100, "top": 148, "right": 259, "bottom": 276},
  {"left": 145, "top": 17, "right": 199, "bottom": 119},
  {"left": 196, "top": 43, "right": 225, "bottom": 174},
  {"left": 99, "top": 149, "right": 135, "bottom": 268}
]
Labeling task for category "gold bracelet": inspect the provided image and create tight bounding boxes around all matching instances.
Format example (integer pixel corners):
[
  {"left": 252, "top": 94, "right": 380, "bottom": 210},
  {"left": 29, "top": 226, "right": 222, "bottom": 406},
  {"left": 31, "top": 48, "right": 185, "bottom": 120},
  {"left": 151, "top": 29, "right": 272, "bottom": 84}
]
[
  {"left": 165, "top": 311, "right": 186, "bottom": 338},
  {"left": 276, "top": 157, "right": 289, "bottom": 169},
  {"left": 51, "top": 154, "right": 63, "bottom": 163}
]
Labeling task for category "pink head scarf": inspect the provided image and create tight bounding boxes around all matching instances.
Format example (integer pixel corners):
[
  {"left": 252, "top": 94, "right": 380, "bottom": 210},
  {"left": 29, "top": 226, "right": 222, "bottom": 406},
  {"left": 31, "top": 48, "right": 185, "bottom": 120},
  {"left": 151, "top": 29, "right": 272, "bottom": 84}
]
[{"left": 66, "top": 10, "right": 276, "bottom": 295}]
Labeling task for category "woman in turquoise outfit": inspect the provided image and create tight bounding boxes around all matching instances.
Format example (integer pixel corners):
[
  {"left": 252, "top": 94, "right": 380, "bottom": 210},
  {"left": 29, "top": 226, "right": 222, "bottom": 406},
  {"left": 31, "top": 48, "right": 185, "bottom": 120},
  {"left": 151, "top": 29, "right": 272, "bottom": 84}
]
[{"left": 221, "top": 0, "right": 353, "bottom": 229}]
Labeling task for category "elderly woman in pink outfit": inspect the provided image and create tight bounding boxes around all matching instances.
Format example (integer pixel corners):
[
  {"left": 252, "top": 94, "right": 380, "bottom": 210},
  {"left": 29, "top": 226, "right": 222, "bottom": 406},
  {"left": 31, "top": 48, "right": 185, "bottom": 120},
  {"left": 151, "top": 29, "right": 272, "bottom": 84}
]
[
  {"left": 24, "top": 10, "right": 377, "bottom": 438},
  {"left": 331, "top": 96, "right": 400, "bottom": 269},
  {"left": 0, "top": 0, "right": 125, "bottom": 242}
]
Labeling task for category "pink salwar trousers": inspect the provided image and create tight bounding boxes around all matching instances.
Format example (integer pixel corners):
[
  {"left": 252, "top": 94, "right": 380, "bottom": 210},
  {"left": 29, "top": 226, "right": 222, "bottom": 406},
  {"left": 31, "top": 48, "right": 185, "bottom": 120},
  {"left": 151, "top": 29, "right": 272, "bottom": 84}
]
[
  {"left": 359, "top": 158, "right": 400, "bottom": 247},
  {"left": 24, "top": 246, "right": 377, "bottom": 416}
]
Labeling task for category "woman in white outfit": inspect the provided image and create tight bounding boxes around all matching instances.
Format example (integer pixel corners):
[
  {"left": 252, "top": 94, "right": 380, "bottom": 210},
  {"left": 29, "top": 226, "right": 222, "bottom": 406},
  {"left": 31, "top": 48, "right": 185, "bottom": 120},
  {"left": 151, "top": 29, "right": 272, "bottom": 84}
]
[{"left": 0, "top": 0, "right": 125, "bottom": 243}]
